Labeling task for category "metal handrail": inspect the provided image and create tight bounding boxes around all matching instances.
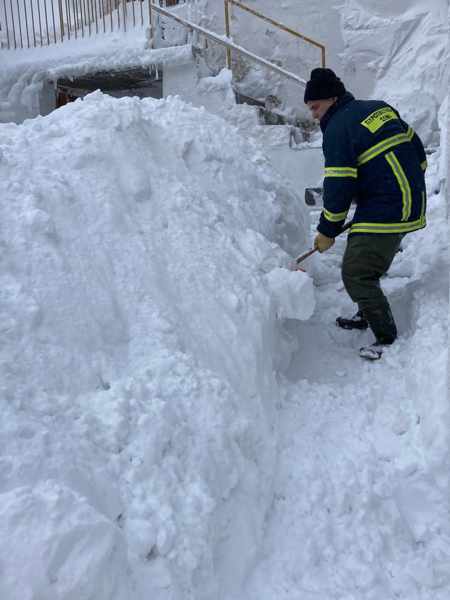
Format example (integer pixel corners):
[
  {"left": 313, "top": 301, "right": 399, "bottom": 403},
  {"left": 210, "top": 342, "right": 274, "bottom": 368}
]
[
  {"left": 149, "top": 2, "right": 306, "bottom": 87},
  {"left": 224, "top": 0, "right": 326, "bottom": 68}
]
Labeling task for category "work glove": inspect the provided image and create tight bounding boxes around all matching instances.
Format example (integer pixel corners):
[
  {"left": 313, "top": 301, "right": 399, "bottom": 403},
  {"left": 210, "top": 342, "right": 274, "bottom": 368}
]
[{"left": 314, "top": 232, "right": 335, "bottom": 253}]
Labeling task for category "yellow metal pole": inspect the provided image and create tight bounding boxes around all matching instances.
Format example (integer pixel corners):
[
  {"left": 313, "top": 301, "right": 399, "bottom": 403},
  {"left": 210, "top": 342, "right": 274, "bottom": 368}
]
[{"left": 224, "top": 0, "right": 231, "bottom": 70}]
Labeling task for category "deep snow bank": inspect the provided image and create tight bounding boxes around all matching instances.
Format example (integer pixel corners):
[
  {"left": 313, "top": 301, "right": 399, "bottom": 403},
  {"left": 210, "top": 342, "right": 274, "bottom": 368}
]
[
  {"left": 340, "top": 0, "right": 449, "bottom": 146},
  {"left": 0, "top": 92, "right": 312, "bottom": 598}
]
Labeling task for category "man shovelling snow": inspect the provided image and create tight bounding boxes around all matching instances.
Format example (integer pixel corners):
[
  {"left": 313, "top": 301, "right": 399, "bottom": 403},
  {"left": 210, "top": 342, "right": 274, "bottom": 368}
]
[{"left": 304, "top": 68, "right": 427, "bottom": 360}]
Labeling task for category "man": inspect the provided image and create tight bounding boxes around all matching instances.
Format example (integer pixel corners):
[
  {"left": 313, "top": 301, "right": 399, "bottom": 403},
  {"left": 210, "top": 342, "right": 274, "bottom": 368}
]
[{"left": 304, "top": 68, "right": 427, "bottom": 360}]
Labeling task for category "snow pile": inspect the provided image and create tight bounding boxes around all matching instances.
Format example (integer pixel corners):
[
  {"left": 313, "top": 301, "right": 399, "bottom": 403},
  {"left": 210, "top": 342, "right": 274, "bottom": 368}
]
[
  {"left": 0, "top": 91, "right": 311, "bottom": 598},
  {"left": 340, "top": 0, "right": 449, "bottom": 145}
]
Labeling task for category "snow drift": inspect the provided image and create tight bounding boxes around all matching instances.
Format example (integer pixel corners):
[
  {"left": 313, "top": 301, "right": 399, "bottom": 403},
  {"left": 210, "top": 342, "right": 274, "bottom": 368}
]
[
  {"left": 340, "top": 0, "right": 449, "bottom": 146},
  {"left": 0, "top": 91, "right": 312, "bottom": 598}
]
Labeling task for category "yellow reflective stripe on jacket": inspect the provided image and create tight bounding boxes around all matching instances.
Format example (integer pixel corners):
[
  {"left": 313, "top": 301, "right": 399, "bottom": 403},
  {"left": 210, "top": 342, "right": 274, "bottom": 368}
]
[
  {"left": 324, "top": 167, "right": 358, "bottom": 178},
  {"left": 421, "top": 160, "right": 428, "bottom": 171},
  {"left": 406, "top": 127, "right": 415, "bottom": 141},
  {"left": 323, "top": 208, "right": 348, "bottom": 222},
  {"left": 421, "top": 191, "right": 426, "bottom": 218},
  {"left": 385, "top": 151, "right": 412, "bottom": 221},
  {"left": 357, "top": 132, "right": 411, "bottom": 166},
  {"left": 350, "top": 216, "right": 426, "bottom": 234}
]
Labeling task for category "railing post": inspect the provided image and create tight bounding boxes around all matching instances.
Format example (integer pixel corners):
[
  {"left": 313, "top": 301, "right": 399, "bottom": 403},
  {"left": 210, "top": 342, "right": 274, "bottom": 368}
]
[
  {"left": 36, "top": 0, "right": 44, "bottom": 46},
  {"left": 58, "top": 0, "right": 64, "bottom": 41},
  {"left": 9, "top": 0, "right": 18, "bottom": 48},
  {"left": 29, "top": 0, "right": 37, "bottom": 46},
  {"left": 224, "top": 0, "right": 231, "bottom": 69},
  {"left": 148, "top": 0, "right": 153, "bottom": 47},
  {"left": 64, "top": 0, "right": 70, "bottom": 40},
  {"left": 2, "top": 0, "right": 11, "bottom": 48},
  {"left": 23, "top": 0, "right": 31, "bottom": 47}
]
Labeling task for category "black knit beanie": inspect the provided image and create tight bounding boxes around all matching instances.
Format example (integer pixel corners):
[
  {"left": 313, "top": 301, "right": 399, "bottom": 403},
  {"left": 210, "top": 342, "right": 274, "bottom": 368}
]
[{"left": 304, "top": 68, "right": 346, "bottom": 103}]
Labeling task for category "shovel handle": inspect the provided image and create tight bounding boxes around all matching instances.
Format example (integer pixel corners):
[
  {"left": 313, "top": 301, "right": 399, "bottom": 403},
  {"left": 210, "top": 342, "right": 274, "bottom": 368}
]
[
  {"left": 294, "top": 220, "right": 353, "bottom": 265},
  {"left": 295, "top": 247, "right": 317, "bottom": 264}
]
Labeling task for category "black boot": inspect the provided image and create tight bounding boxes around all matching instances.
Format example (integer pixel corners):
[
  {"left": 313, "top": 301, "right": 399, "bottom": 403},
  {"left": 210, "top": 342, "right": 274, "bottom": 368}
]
[{"left": 336, "top": 310, "right": 369, "bottom": 331}]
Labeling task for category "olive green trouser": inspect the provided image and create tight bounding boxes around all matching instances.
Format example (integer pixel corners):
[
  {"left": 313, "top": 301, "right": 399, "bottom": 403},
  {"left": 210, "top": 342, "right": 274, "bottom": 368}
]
[{"left": 341, "top": 233, "right": 404, "bottom": 344}]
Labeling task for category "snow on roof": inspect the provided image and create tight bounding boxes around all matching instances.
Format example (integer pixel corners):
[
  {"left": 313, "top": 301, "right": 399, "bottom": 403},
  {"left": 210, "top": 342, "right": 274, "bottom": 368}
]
[
  {"left": 1, "top": 34, "right": 193, "bottom": 78},
  {"left": 0, "top": 34, "right": 194, "bottom": 122}
]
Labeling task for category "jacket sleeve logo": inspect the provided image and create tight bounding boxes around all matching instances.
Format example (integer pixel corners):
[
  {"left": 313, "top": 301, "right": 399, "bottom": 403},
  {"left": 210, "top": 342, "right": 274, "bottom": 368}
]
[{"left": 360, "top": 108, "right": 398, "bottom": 133}]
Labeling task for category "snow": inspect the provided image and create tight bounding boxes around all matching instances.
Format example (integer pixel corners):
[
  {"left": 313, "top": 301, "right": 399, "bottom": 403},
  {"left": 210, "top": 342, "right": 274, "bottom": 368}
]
[
  {"left": 0, "top": 90, "right": 310, "bottom": 598},
  {"left": 205, "top": 0, "right": 449, "bottom": 138},
  {"left": 0, "top": 35, "right": 193, "bottom": 123},
  {"left": 266, "top": 268, "right": 315, "bottom": 321},
  {"left": 0, "top": 1, "right": 449, "bottom": 599},
  {"left": 340, "top": 0, "right": 449, "bottom": 146},
  {"left": 0, "top": 480, "right": 129, "bottom": 600},
  {"left": 243, "top": 154, "right": 450, "bottom": 600}
]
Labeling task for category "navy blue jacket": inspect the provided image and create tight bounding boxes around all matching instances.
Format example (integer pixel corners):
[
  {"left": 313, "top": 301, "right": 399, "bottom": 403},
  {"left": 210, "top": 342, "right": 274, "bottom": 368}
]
[{"left": 317, "top": 92, "right": 427, "bottom": 237}]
